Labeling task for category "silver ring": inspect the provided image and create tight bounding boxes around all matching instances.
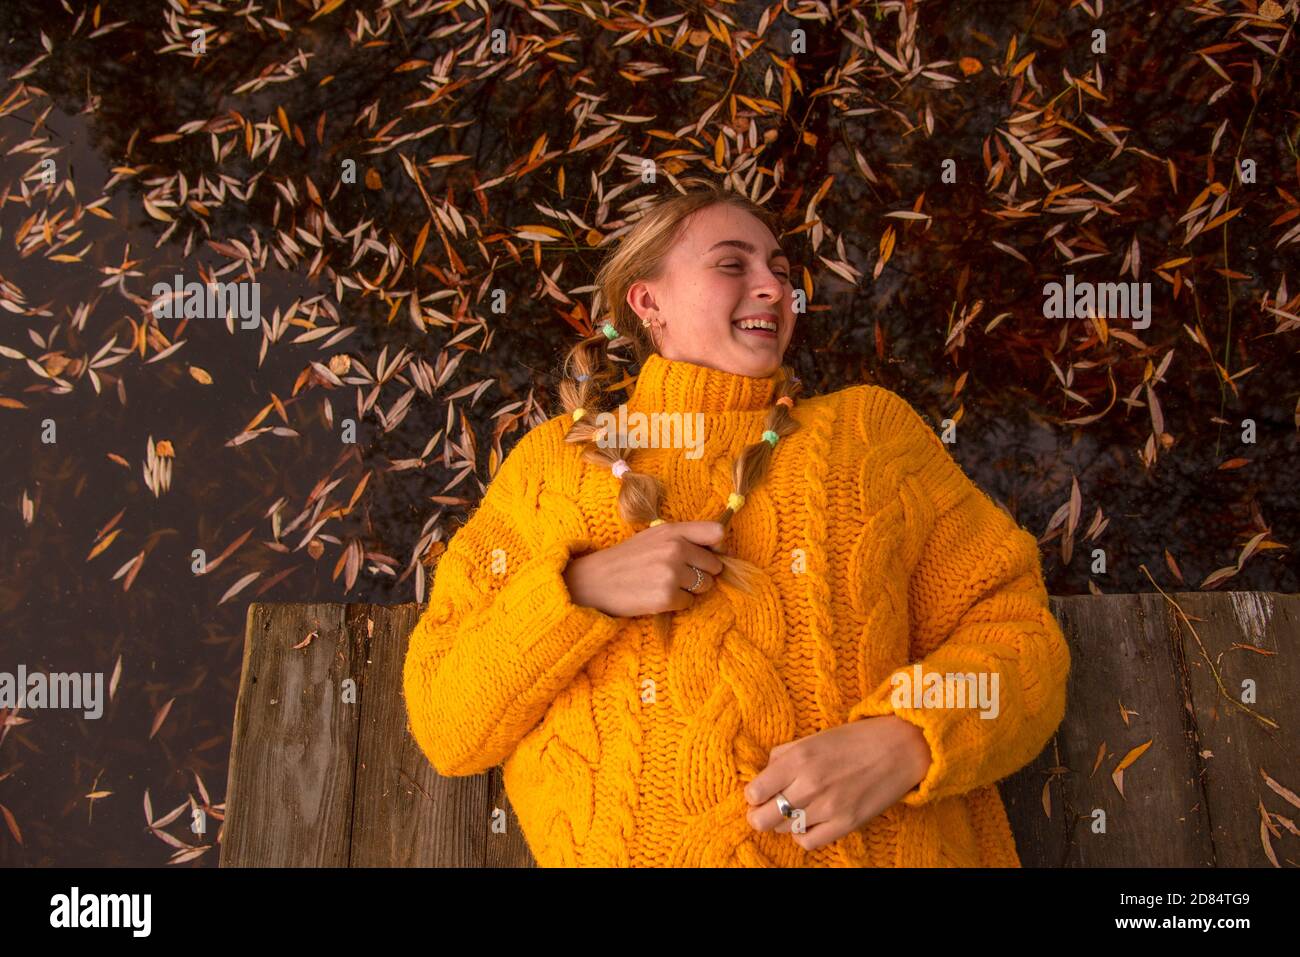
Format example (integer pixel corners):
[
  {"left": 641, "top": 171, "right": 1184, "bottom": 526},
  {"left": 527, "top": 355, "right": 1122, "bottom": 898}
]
[
  {"left": 775, "top": 792, "right": 794, "bottom": 818},
  {"left": 685, "top": 564, "right": 704, "bottom": 593}
]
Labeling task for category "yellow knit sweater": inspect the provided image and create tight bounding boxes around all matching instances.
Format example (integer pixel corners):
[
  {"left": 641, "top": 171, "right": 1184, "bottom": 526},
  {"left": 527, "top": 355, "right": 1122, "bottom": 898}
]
[{"left": 403, "top": 352, "right": 1070, "bottom": 867}]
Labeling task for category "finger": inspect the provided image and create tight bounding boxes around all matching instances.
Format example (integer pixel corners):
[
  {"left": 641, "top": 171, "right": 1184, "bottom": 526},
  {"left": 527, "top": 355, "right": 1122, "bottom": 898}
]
[
  {"left": 681, "top": 541, "right": 726, "bottom": 576},
  {"left": 785, "top": 817, "right": 851, "bottom": 852},
  {"left": 743, "top": 742, "right": 796, "bottom": 806},
  {"left": 744, "top": 778, "right": 808, "bottom": 832},
  {"left": 675, "top": 562, "right": 714, "bottom": 595},
  {"left": 668, "top": 520, "right": 726, "bottom": 549}
]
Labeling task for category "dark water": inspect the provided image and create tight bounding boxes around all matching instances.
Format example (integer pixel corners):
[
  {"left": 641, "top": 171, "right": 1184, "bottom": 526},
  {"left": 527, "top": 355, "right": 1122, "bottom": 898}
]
[{"left": 0, "top": 0, "right": 1295, "bottom": 865}]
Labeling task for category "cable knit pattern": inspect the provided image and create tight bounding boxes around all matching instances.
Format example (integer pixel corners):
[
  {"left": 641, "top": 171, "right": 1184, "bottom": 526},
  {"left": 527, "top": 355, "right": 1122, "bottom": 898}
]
[{"left": 402, "top": 353, "right": 1071, "bottom": 867}]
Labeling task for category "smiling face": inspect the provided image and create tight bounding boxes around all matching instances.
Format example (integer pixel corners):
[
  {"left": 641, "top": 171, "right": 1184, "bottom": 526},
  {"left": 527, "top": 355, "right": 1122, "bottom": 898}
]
[{"left": 626, "top": 203, "right": 796, "bottom": 378}]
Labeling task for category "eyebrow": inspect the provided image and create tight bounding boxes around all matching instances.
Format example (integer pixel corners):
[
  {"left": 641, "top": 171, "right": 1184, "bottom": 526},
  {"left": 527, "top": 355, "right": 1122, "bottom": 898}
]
[{"left": 706, "top": 239, "right": 790, "bottom": 261}]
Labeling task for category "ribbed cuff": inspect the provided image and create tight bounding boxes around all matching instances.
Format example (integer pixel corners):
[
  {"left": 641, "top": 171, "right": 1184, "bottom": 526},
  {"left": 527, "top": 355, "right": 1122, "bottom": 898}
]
[{"left": 846, "top": 673, "right": 985, "bottom": 808}]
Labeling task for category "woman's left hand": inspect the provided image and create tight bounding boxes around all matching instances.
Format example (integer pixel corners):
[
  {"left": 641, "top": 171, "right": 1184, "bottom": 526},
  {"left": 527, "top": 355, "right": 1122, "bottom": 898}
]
[{"left": 744, "top": 715, "right": 933, "bottom": 852}]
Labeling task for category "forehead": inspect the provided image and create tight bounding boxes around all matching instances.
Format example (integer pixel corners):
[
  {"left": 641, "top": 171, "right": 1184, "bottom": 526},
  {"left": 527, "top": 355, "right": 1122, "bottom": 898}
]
[{"left": 676, "top": 204, "right": 787, "bottom": 259}]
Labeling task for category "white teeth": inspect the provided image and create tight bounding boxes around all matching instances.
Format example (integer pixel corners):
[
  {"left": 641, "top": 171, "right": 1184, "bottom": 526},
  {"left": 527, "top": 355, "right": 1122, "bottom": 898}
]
[{"left": 736, "top": 318, "right": 777, "bottom": 331}]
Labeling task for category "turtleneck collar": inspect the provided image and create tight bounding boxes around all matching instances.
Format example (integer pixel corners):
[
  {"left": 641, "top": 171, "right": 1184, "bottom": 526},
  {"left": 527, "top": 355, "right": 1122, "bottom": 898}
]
[{"left": 623, "top": 352, "right": 783, "bottom": 415}]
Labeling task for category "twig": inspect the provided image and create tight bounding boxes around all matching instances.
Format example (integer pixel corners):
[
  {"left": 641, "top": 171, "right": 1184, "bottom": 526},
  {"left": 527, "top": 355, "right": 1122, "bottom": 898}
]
[{"left": 1139, "top": 564, "right": 1279, "bottom": 732}]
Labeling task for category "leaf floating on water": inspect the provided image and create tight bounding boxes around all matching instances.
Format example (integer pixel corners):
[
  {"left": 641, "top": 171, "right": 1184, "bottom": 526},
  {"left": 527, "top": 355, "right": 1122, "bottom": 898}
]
[
  {"left": 0, "top": 803, "right": 22, "bottom": 845},
  {"left": 149, "top": 697, "right": 174, "bottom": 740},
  {"left": 218, "top": 571, "right": 261, "bottom": 605},
  {"left": 86, "top": 528, "right": 121, "bottom": 561},
  {"left": 168, "top": 845, "right": 212, "bottom": 864}
]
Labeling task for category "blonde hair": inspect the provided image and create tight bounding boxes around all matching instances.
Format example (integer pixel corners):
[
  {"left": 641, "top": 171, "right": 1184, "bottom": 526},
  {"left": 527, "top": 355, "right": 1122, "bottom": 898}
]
[{"left": 556, "top": 177, "right": 805, "bottom": 645}]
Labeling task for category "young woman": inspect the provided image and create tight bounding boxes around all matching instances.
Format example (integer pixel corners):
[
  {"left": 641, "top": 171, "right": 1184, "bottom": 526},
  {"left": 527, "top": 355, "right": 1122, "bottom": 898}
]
[{"left": 403, "top": 181, "right": 1070, "bottom": 867}]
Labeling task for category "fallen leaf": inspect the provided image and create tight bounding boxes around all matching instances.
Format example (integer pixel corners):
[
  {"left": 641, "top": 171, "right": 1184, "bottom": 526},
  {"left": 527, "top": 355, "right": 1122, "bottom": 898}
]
[
  {"left": 1260, "top": 816, "right": 1279, "bottom": 867},
  {"left": 1261, "top": 768, "right": 1300, "bottom": 811},
  {"left": 0, "top": 803, "right": 22, "bottom": 845},
  {"left": 149, "top": 697, "right": 174, "bottom": 740},
  {"left": 1112, "top": 739, "right": 1152, "bottom": 797}
]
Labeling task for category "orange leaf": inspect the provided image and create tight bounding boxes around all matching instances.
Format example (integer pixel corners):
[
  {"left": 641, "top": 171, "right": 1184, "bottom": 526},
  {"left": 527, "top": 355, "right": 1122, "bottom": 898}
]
[
  {"left": 412, "top": 220, "right": 431, "bottom": 265},
  {"left": 0, "top": 803, "right": 22, "bottom": 845},
  {"left": 86, "top": 527, "right": 121, "bottom": 561},
  {"left": 1116, "top": 738, "right": 1152, "bottom": 772}
]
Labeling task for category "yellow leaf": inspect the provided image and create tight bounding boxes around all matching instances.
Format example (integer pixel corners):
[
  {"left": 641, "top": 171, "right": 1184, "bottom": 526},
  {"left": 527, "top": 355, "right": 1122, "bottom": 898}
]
[
  {"left": 310, "top": 0, "right": 346, "bottom": 20},
  {"left": 87, "top": 528, "right": 122, "bottom": 561}
]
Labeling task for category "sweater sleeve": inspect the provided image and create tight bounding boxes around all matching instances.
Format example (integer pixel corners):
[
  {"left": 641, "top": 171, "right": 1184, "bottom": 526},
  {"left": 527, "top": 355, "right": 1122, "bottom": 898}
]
[
  {"left": 846, "top": 394, "right": 1070, "bottom": 808},
  {"left": 402, "top": 425, "right": 624, "bottom": 777}
]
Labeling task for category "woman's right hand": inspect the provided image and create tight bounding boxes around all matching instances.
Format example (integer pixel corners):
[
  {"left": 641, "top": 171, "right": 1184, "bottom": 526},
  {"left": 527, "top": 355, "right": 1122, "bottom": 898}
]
[{"left": 562, "top": 521, "right": 728, "bottom": 618}]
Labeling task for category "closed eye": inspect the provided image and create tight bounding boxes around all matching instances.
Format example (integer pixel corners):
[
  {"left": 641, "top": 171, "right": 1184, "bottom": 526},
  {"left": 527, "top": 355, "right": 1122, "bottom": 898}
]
[{"left": 721, "top": 261, "right": 790, "bottom": 280}]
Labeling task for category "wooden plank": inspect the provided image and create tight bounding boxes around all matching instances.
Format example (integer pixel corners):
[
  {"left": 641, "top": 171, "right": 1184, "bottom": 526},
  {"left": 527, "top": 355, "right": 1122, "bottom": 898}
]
[
  {"left": 220, "top": 603, "right": 362, "bottom": 867},
  {"left": 349, "top": 604, "right": 535, "bottom": 867},
  {"left": 1023, "top": 594, "right": 1213, "bottom": 866},
  {"left": 1177, "top": 592, "right": 1300, "bottom": 867},
  {"left": 998, "top": 597, "right": 1073, "bottom": 867},
  {"left": 227, "top": 594, "right": 1293, "bottom": 868}
]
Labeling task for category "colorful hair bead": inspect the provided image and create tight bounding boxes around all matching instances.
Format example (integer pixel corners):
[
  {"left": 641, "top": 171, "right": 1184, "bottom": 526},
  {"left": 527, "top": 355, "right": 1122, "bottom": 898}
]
[
  {"left": 649, "top": 518, "right": 666, "bottom": 527},
  {"left": 573, "top": 407, "right": 587, "bottom": 422},
  {"left": 761, "top": 429, "right": 779, "bottom": 447},
  {"left": 726, "top": 492, "right": 745, "bottom": 511},
  {"left": 776, "top": 396, "right": 794, "bottom": 409},
  {"left": 611, "top": 459, "right": 630, "bottom": 479},
  {"left": 601, "top": 321, "right": 619, "bottom": 340},
  {"left": 575, "top": 373, "right": 590, "bottom": 382}
]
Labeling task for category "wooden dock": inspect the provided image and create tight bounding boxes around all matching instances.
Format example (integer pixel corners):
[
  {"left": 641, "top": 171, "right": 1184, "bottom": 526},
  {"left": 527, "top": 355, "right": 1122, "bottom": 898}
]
[{"left": 219, "top": 593, "right": 1298, "bottom": 867}]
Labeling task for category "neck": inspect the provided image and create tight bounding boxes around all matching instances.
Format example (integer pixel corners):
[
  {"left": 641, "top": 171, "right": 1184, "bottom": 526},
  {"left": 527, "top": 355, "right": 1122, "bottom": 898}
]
[{"left": 623, "top": 352, "right": 784, "bottom": 415}]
